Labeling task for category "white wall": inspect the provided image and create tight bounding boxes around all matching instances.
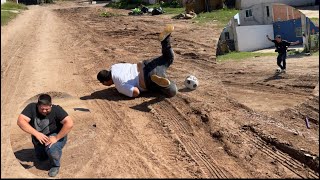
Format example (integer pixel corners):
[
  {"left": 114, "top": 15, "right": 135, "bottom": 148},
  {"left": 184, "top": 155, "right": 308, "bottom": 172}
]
[
  {"left": 1, "top": 0, "right": 7, "bottom": 4},
  {"left": 236, "top": 25, "right": 274, "bottom": 51},
  {"left": 237, "top": 0, "right": 315, "bottom": 9}
]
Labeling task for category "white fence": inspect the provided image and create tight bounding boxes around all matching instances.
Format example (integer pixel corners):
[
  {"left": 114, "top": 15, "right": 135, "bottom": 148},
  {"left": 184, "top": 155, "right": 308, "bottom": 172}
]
[{"left": 236, "top": 25, "right": 274, "bottom": 52}]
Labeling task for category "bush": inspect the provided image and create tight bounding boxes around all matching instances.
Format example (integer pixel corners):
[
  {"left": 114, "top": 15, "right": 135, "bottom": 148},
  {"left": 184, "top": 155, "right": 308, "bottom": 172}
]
[
  {"left": 106, "top": 0, "right": 147, "bottom": 9},
  {"left": 159, "top": 0, "right": 182, "bottom": 8},
  {"left": 44, "top": 0, "right": 54, "bottom": 3},
  {"left": 1, "top": 1, "right": 28, "bottom": 10}
]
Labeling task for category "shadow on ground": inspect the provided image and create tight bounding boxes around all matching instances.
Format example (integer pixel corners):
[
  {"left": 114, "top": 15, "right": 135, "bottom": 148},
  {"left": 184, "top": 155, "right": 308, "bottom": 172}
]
[
  {"left": 14, "top": 148, "right": 50, "bottom": 171},
  {"left": 80, "top": 88, "right": 167, "bottom": 112},
  {"left": 263, "top": 72, "right": 286, "bottom": 82}
]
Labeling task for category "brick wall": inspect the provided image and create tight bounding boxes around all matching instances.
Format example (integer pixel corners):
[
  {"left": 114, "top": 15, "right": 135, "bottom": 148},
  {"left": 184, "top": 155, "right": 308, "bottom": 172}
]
[{"left": 272, "top": 4, "right": 301, "bottom": 22}]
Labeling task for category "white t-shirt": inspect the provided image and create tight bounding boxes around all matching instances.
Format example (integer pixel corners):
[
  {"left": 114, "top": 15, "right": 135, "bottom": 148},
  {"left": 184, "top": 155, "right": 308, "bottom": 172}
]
[{"left": 111, "top": 63, "right": 142, "bottom": 97}]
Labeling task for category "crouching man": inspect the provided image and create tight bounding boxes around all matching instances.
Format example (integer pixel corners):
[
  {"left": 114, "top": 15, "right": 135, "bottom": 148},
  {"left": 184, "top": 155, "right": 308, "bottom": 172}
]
[{"left": 17, "top": 93, "right": 73, "bottom": 177}]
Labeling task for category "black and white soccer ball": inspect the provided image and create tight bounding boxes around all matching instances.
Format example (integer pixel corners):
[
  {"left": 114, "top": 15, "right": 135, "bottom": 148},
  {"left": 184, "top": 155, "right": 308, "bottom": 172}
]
[{"left": 184, "top": 75, "right": 198, "bottom": 90}]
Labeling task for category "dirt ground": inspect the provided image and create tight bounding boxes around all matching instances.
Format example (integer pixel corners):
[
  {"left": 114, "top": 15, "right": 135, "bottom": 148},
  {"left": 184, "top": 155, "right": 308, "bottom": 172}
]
[{"left": 1, "top": 1, "right": 319, "bottom": 178}]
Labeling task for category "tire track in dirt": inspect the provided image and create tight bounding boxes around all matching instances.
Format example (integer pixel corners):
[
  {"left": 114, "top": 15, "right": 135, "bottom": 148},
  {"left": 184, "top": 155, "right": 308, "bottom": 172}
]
[
  {"left": 151, "top": 99, "right": 231, "bottom": 178},
  {"left": 239, "top": 128, "right": 319, "bottom": 178},
  {"left": 75, "top": 90, "right": 201, "bottom": 177}
]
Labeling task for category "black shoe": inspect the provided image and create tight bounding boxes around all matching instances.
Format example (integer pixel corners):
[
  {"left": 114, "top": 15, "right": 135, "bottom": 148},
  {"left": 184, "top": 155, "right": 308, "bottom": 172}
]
[{"left": 48, "top": 167, "right": 60, "bottom": 177}]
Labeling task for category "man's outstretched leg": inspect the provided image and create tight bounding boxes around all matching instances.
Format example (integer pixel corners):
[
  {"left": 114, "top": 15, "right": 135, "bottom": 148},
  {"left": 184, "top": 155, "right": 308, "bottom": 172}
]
[
  {"left": 150, "top": 24, "right": 175, "bottom": 87},
  {"left": 143, "top": 24, "right": 177, "bottom": 97}
]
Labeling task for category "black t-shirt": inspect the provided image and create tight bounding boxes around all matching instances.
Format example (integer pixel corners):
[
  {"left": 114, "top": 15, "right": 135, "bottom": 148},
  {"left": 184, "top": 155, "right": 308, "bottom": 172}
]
[
  {"left": 272, "top": 40, "right": 291, "bottom": 53},
  {"left": 21, "top": 103, "right": 68, "bottom": 145}
]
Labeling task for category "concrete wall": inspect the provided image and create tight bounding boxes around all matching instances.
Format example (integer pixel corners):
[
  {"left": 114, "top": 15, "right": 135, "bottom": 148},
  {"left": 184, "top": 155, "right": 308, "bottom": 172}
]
[
  {"left": 1, "top": 0, "right": 7, "bottom": 4},
  {"left": 220, "top": 26, "right": 235, "bottom": 40},
  {"left": 238, "top": 3, "right": 303, "bottom": 26},
  {"left": 236, "top": 24, "right": 274, "bottom": 51},
  {"left": 238, "top": 3, "right": 274, "bottom": 26},
  {"left": 236, "top": 0, "right": 315, "bottom": 9}
]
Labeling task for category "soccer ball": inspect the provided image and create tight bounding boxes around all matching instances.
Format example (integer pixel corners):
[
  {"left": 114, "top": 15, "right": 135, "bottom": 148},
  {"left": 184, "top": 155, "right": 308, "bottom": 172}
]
[
  {"left": 184, "top": 75, "right": 198, "bottom": 90},
  {"left": 276, "top": 68, "right": 282, "bottom": 73}
]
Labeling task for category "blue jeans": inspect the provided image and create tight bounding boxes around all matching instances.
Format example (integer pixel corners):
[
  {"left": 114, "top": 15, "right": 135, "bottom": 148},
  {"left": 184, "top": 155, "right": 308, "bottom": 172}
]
[
  {"left": 33, "top": 133, "right": 67, "bottom": 167},
  {"left": 277, "top": 52, "right": 287, "bottom": 70},
  {"left": 143, "top": 35, "right": 177, "bottom": 97}
]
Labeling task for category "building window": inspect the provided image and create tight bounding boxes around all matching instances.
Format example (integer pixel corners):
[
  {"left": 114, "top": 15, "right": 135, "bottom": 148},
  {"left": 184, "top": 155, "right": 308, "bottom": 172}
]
[
  {"left": 295, "top": 27, "right": 302, "bottom": 37},
  {"left": 225, "top": 32, "right": 230, "bottom": 40},
  {"left": 245, "top": 9, "right": 252, "bottom": 17},
  {"left": 266, "top": 6, "right": 270, "bottom": 17}
]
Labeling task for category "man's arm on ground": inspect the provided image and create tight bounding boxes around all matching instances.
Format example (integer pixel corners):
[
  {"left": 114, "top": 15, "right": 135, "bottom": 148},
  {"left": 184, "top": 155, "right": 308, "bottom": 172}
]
[
  {"left": 132, "top": 87, "right": 140, "bottom": 97},
  {"left": 116, "top": 83, "right": 140, "bottom": 98},
  {"left": 17, "top": 114, "right": 49, "bottom": 144}
]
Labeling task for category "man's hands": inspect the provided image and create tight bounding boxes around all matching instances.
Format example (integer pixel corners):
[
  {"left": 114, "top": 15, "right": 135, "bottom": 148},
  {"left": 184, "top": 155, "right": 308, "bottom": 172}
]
[
  {"left": 35, "top": 132, "right": 49, "bottom": 145},
  {"left": 45, "top": 136, "right": 58, "bottom": 148},
  {"left": 35, "top": 132, "right": 57, "bottom": 148},
  {"left": 266, "top": 35, "right": 272, "bottom": 41}
]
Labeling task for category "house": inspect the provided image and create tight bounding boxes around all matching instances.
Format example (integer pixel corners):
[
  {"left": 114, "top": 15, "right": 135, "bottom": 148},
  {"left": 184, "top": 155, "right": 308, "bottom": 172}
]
[
  {"left": 237, "top": 3, "right": 302, "bottom": 26},
  {"left": 218, "top": 3, "right": 319, "bottom": 52},
  {"left": 235, "top": 0, "right": 316, "bottom": 10}
]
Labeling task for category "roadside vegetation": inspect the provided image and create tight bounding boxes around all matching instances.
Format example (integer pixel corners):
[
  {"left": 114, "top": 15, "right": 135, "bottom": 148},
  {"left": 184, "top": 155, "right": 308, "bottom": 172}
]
[
  {"left": 1, "top": 1, "right": 27, "bottom": 26},
  {"left": 310, "top": 17, "right": 319, "bottom": 26},
  {"left": 1, "top": 1, "right": 27, "bottom": 10},
  {"left": 100, "top": 11, "right": 124, "bottom": 17},
  {"left": 106, "top": 0, "right": 238, "bottom": 26},
  {"left": 217, "top": 51, "right": 277, "bottom": 62},
  {"left": 195, "top": 8, "right": 239, "bottom": 26},
  {"left": 312, "top": 50, "right": 319, "bottom": 56}
]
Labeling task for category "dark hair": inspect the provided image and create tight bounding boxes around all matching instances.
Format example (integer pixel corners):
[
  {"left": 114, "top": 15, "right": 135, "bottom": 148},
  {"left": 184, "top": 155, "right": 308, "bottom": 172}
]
[
  {"left": 37, "top": 94, "right": 52, "bottom": 106},
  {"left": 97, "top": 70, "right": 112, "bottom": 83}
]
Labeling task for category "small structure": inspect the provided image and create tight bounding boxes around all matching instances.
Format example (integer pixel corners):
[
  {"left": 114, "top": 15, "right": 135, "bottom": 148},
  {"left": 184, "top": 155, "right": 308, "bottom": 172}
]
[
  {"left": 235, "top": 0, "right": 316, "bottom": 10},
  {"left": 219, "top": 3, "right": 319, "bottom": 52}
]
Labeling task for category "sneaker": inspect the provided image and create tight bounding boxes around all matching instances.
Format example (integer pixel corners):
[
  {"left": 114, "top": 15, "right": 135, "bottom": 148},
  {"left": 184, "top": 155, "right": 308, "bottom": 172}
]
[
  {"left": 282, "top": 69, "right": 286, "bottom": 73},
  {"left": 48, "top": 167, "right": 60, "bottom": 177},
  {"left": 151, "top": 74, "right": 170, "bottom": 87},
  {"left": 159, "top": 24, "right": 174, "bottom": 42}
]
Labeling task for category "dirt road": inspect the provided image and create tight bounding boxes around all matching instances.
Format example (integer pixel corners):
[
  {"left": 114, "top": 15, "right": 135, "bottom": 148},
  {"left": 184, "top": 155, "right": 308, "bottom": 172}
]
[
  {"left": 1, "top": 1, "right": 319, "bottom": 178},
  {"left": 297, "top": 5, "right": 319, "bottom": 18}
]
